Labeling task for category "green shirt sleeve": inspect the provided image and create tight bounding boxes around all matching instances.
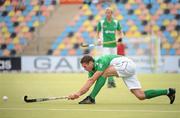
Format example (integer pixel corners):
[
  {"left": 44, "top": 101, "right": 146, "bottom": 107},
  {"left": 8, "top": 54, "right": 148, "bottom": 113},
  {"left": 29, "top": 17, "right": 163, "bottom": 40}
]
[
  {"left": 117, "top": 21, "right": 121, "bottom": 31},
  {"left": 97, "top": 21, "right": 101, "bottom": 31}
]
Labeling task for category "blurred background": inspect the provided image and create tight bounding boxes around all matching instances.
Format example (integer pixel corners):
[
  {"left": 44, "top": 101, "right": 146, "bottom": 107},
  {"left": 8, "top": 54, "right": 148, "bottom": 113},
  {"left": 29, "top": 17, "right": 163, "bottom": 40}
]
[{"left": 0, "top": 0, "right": 179, "bottom": 73}]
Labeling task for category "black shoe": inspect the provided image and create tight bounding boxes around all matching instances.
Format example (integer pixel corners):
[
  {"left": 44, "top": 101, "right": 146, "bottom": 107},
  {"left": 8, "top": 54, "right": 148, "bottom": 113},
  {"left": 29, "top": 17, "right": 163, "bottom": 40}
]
[
  {"left": 167, "top": 88, "right": 176, "bottom": 104},
  {"left": 107, "top": 82, "right": 116, "bottom": 88},
  {"left": 79, "top": 96, "right": 95, "bottom": 104}
]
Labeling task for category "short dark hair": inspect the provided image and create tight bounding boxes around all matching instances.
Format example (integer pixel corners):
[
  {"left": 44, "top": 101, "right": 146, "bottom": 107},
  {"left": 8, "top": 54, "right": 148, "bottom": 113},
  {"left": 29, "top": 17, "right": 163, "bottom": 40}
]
[{"left": 80, "top": 55, "right": 94, "bottom": 64}]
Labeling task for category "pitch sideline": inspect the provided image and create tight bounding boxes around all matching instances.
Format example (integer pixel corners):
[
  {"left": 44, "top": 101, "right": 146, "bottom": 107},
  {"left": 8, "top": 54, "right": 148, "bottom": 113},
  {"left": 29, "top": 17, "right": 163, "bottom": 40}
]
[{"left": 0, "top": 107, "right": 179, "bottom": 113}]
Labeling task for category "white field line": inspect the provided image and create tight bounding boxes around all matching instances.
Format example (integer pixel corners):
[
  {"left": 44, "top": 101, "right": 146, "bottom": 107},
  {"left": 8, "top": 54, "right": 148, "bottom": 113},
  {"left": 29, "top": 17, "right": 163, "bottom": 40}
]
[{"left": 0, "top": 108, "right": 180, "bottom": 113}]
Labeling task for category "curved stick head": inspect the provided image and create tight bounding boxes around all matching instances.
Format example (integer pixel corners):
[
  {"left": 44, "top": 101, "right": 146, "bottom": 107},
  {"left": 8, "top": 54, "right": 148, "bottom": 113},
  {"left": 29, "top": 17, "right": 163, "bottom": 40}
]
[
  {"left": 80, "top": 43, "right": 88, "bottom": 47},
  {"left": 24, "top": 95, "right": 36, "bottom": 103}
]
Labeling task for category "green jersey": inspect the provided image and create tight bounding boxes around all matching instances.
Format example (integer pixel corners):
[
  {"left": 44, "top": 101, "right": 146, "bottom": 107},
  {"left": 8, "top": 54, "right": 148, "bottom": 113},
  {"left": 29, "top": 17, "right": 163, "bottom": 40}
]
[
  {"left": 88, "top": 54, "right": 119, "bottom": 77},
  {"left": 97, "top": 18, "right": 121, "bottom": 48}
]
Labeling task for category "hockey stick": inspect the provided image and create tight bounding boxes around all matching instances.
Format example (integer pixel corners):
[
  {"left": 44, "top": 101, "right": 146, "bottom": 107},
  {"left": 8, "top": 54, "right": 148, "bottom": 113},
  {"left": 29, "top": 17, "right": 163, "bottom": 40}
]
[
  {"left": 24, "top": 95, "right": 68, "bottom": 103},
  {"left": 81, "top": 40, "right": 117, "bottom": 48}
]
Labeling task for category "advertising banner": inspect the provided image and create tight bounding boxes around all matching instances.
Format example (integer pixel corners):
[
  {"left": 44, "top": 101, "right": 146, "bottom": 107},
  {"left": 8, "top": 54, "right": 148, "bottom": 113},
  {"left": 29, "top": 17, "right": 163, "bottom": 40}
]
[
  {"left": 21, "top": 56, "right": 84, "bottom": 72},
  {"left": 4, "top": 56, "right": 177, "bottom": 73},
  {"left": 0, "top": 57, "right": 21, "bottom": 71}
]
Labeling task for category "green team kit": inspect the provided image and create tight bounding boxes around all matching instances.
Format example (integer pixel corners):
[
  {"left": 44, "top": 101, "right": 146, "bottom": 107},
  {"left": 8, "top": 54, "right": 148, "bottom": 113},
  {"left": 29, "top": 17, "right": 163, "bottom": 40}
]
[
  {"left": 97, "top": 18, "right": 121, "bottom": 47},
  {"left": 88, "top": 55, "right": 119, "bottom": 100},
  {"left": 79, "top": 55, "right": 176, "bottom": 104},
  {"left": 96, "top": 18, "right": 122, "bottom": 88},
  {"left": 88, "top": 55, "right": 119, "bottom": 77}
]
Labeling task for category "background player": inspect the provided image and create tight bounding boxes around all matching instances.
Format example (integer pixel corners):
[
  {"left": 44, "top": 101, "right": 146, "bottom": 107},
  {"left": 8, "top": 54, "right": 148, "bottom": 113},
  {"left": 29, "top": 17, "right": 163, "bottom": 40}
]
[{"left": 97, "top": 7, "right": 124, "bottom": 88}]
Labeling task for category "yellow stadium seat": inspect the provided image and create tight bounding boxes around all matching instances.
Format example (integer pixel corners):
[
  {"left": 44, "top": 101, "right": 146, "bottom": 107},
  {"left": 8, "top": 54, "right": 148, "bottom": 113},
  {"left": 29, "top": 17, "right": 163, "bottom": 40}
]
[
  {"left": 58, "top": 44, "right": 65, "bottom": 50},
  {"left": 126, "top": 31, "right": 134, "bottom": 38},
  {"left": 160, "top": 3, "right": 167, "bottom": 9},
  {"left": 87, "top": 26, "right": 93, "bottom": 33},
  {"left": 4, "top": 32, "right": 10, "bottom": 39},
  {"left": 110, "top": 4, "right": 117, "bottom": 11},
  {"left": 70, "top": 37, "right": 75, "bottom": 44},
  {"left": 129, "top": 0, "right": 136, "bottom": 4},
  {"left": 163, "top": 43, "right": 171, "bottom": 49},
  {"left": 81, "top": 4, "right": 89, "bottom": 11},
  {"left": 2, "top": 26, "right": 8, "bottom": 33},
  {"left": 177, "top": 36, "right": 180, "bottom": 43},
  {"left": 163, "top": 19, "right": 170, "bottom": 26},
  {"left": 144, "top": 37, "right": 151, "bottom": 42},
  {"left": 134, "top": 9, "right": 141, "bottom": 15},
  {"left": 83, "top": 20, "right": 90, "bottom": 27},
  {"left": 84, "top": 10, "right": 92, "bottom": 16},
  {"left": 22, "top": 26, "right": 29, "bottom": 33},
  {"left": 145, "top": 14, "right": 150, "bottom": 20},
  {"left": 8, "top": 11, "right": 15, "bottom": 17},
  {"left": 4, "top": 1, "right": 10, "bottom": 6},
  {"left": 116, "top": 15, "right": 123, "bottom": 20},
  {"left": 33, "top": 21, "right": 40, "bottom": 27},
  {"left": 94, "top": 15, "right": 101, "bottom": 22},
  {"left": 33, "top": 5, "right": 40, "bottom": 11},
  {"left": 131, "top": 26, "right": 138, "bottom": 31},
  {"left": 152, "top": 25, "right": 159, "bottom": 32},
  {"left": 134, "top": 32, "right": 141, "bottom": 38},
  {"left": 171, "top": 31, "right": 178, "bottom": 38},
  {"left": 13, "top": 37, "right": 19, "bottom": 44},
  {"left": 17, "top": 16, "right": 24, "bottom": 22}
]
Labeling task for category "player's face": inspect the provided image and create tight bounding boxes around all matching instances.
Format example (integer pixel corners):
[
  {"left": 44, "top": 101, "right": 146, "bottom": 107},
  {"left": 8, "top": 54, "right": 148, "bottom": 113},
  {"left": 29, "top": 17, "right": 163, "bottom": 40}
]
[
  {"left": 81, "top": 61, "right": 94, "bottom": 72},
  {"left": 105, "top": 9, "right": 112, "bottom": 19}
]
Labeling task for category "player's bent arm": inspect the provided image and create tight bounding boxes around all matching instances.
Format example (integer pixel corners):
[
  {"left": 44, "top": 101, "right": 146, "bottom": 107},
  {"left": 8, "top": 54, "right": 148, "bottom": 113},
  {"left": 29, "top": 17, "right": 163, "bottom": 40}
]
[
  {"left": 118, "top": 30, "right": 124, "bottom": 39},
  {"left": 77, "top": 71, "right": 103, "bottom": 96},
  {"left": 97, "top": 31, "right": 102, "bottom": 45}
]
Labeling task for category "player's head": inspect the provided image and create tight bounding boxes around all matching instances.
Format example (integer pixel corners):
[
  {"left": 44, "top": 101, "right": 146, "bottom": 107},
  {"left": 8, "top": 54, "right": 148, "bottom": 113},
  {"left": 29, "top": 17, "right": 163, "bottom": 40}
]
[
  {"left": 105, "top": 7, "right": 113, "bottom": 19},
  {"left": 80, "top": 55, "right": 94, "bottom": 71}
]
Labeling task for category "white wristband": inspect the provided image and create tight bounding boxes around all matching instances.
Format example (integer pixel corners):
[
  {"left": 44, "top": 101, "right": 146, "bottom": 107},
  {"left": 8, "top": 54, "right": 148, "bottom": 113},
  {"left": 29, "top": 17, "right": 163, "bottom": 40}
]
[{"left": 97, "top": 38, "right": 102, "bottom": 42}]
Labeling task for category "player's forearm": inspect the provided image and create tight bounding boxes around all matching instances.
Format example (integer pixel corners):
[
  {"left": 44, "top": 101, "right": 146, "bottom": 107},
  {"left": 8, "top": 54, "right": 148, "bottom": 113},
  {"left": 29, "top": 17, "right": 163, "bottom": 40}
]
[
  {"left": 97, "top": 31, "right": 101, "bottom": 39},
  {"left": 77, "top": 79, "right": 95, "bottom": 96},
  {"left": 119, "top": 31, "right": 124, "bottom": 38}
]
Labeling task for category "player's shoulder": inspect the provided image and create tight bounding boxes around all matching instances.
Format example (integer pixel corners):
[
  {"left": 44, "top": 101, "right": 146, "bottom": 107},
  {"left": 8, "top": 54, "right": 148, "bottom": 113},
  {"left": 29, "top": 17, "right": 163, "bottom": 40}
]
[
  {"left": 99, "top": 19, "right": 105, "bottom": 23},
  {"left": 113, "top": 19, "right": 119, "bottom": 23}
]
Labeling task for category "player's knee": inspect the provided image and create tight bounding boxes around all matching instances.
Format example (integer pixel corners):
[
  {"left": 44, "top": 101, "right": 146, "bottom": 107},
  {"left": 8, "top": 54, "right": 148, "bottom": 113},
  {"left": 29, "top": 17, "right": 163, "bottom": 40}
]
[
  {"left": 136, "top": 96, "right": 145, "bottom": 100},
  {"left": 131, "top": 90, "right": 145, "bottom": 100},
  {"left": 102, "top": 72, "right": 108, "bottom": 78}
]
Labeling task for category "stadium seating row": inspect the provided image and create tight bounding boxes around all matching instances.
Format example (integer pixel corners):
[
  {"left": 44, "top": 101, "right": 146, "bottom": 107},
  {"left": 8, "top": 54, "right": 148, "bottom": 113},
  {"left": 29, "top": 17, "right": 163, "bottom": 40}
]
[
  {"left": 49, "top": 0, "right": 179, "bottom": 56},
  {"left": 0, "top": 0, "right": 56, "bottom": 56}
]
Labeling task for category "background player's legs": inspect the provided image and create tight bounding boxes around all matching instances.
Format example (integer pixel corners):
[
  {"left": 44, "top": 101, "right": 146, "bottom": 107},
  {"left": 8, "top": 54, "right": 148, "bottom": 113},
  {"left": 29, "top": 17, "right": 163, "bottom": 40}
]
[
  {"left": 107, "top": 76, "right": 116, "bottom": 88},
  {"left": 103, "top": 47, "right": 117, "bottom": 88}
]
